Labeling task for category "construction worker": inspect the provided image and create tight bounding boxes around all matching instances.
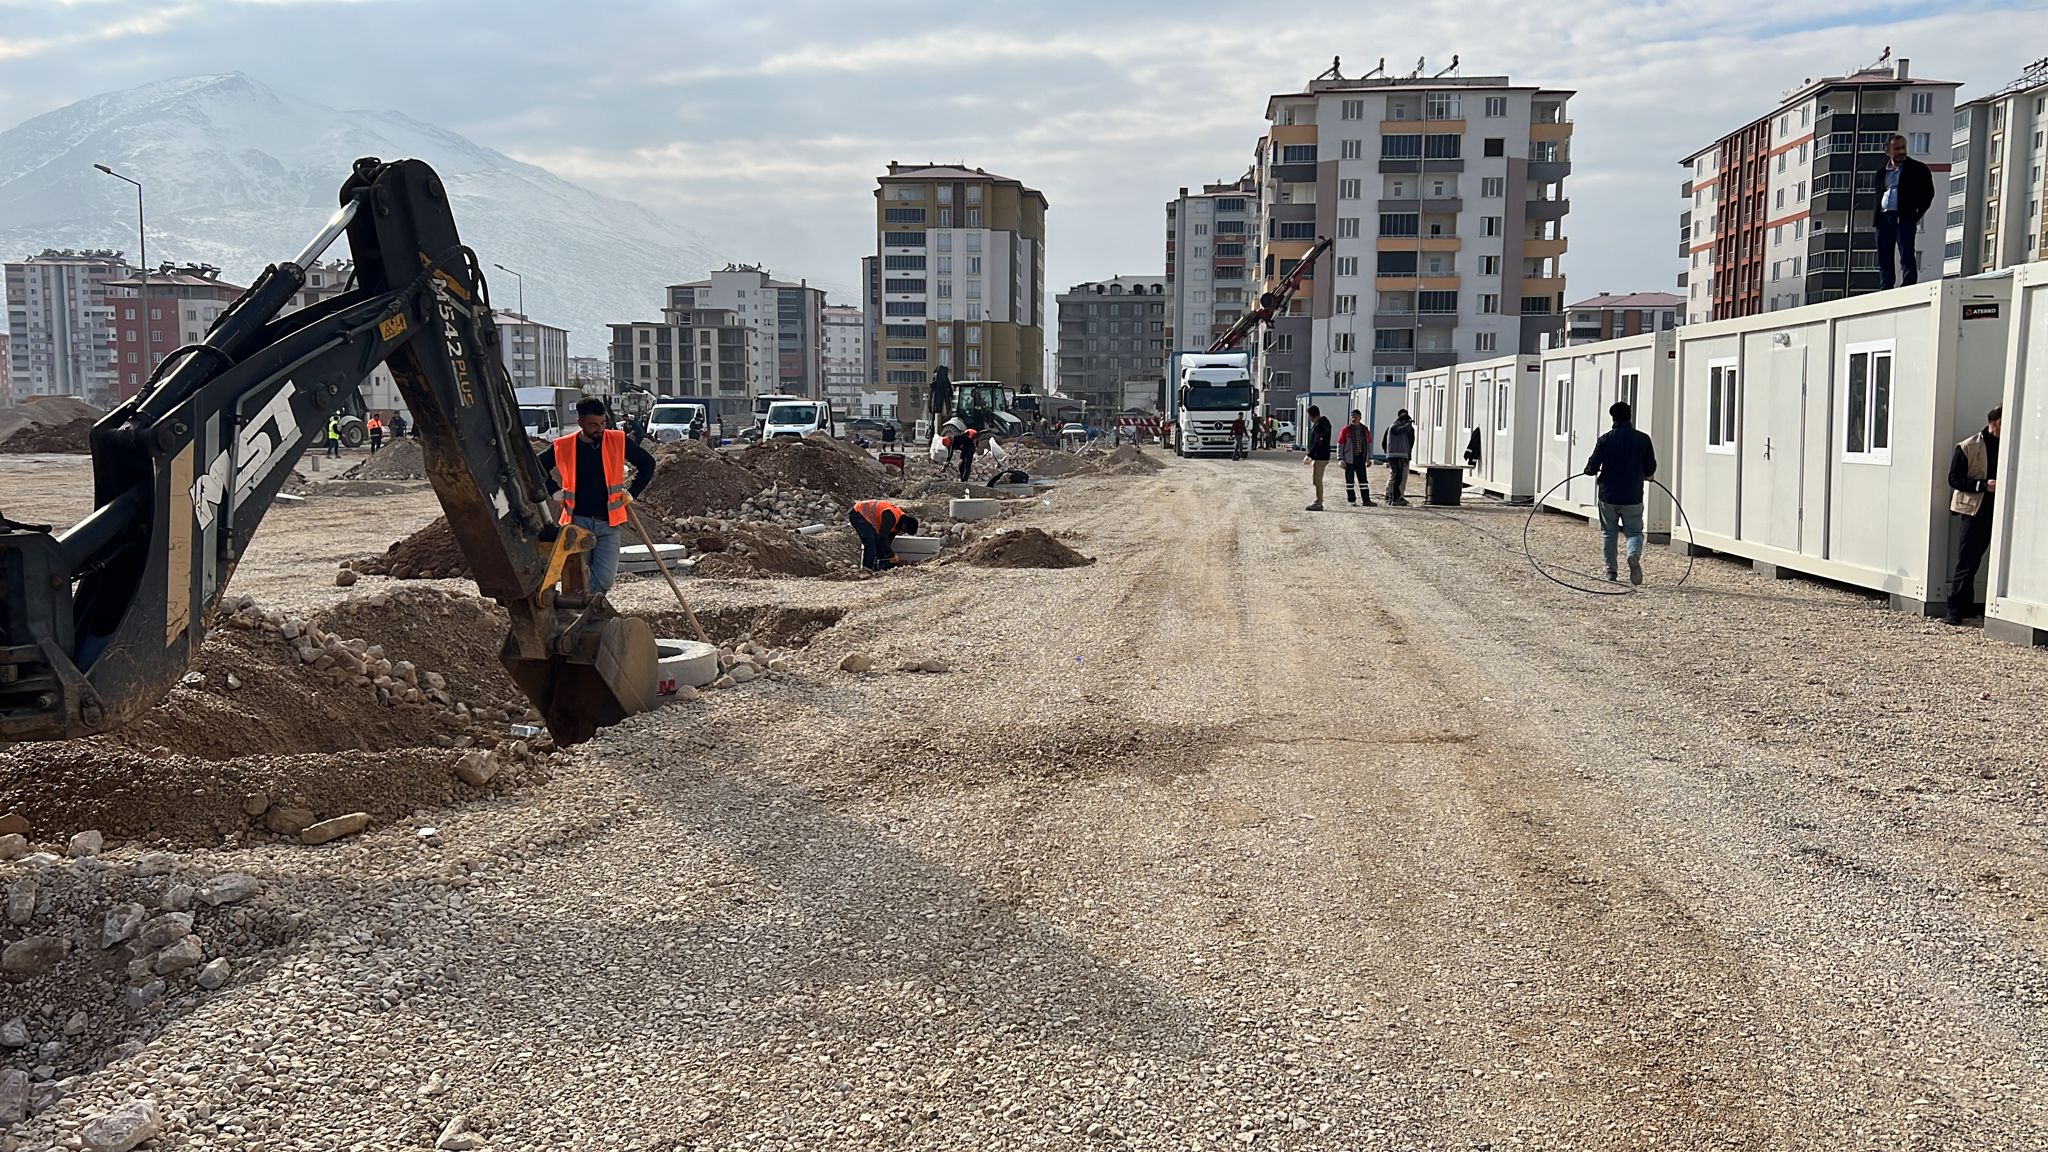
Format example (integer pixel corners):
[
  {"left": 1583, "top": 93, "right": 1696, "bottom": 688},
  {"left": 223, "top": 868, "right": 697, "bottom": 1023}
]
[
  {"left": 951, "top": 426, "right": 979, "bottom": 482},
  {"left": 850, "top": 498, "right": 920, "bottom": 571},
  {"left": 367, "top": 414, "right": 384, "bottom": 454},
  {"left": 1231, "top": 414, "right": 1248, "bottom": 460},
  {"left": 325, "top": 416, "right": 341, "bottom": 458},
  {"left": 534, "top": 398, "right": 659, "bottom": 598}
]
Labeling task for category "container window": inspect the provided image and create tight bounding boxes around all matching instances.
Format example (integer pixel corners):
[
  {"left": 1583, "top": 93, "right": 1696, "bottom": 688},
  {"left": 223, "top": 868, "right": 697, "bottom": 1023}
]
[
  {"left": 1554, "top": 377, "right": 1572, "bottom": 439},
  {"left": 1494, "top": 381, "right": 1511, "bottom": 433},
  {"left": 1842, "top": 342, "right": 1894, "bottom": 463},
  {"left": 1707, "top": 361, "right": 1738, "bottom": 453},
  {"left": 1619, "top": 371, "right": 1641, "bottom": 413}
]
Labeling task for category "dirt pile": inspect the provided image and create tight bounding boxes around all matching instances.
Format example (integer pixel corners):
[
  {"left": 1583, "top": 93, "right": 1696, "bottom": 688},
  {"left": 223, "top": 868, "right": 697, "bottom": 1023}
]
[
  {"left": 636, "top": 440, "right": 771, "bottom": 520},
  {"left": 343, "top": 437, "right": 427, "bottom": 480},
  {"left": 352, "top": 516, "right": 472, "bottom": 580},
  {"left": 955, "top": 527, "right": 1095, "bottom": 570},
  {"left": 681, "top": 518, "right": 860, "bottom": 580},
  {"left": 314, "top": 587, "right": 520, "bottom": 707},
  {"left": 1097, "top": 444, "right": 1167, "bottom": 474},
  {"left": 0, "top": 395, "right": 101, "bottom": 443},
  {"left": 0, "top": 593, "right": 538, "bottom": 845},
  {"left": 0, "top": 417, "right": 95, "bottom": 454},
  {"left": 737, "top": 436, "right": 893, "bottom": 505}
]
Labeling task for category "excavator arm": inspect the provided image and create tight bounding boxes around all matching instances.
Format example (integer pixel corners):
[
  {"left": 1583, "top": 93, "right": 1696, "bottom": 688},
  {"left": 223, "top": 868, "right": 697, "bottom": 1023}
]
[{"left": 0, "top": 157, "right": 653, "bottom": 746}]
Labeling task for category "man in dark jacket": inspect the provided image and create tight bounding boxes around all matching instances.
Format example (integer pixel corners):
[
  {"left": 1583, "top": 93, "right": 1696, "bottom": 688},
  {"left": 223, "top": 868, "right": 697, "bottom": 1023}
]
[
  {"left": 1583, "top": 400, "right": 1658, "bottom": 584},
  {"left": 1380, "top": 410, "right": 1416, "bottom": 505},
  {"left": 1303, "top": 405, "right": 1333, "bottom": 511},
  {"left": 1944, "top": 406, "right": 2001, "bottom": 624},
  {"left": 1875, "top": 134, "right": 1935, "bottom": 290}
]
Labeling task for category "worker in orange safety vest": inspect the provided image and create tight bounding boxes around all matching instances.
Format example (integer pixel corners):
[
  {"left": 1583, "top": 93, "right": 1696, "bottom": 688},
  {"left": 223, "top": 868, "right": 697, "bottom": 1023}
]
[
  {"left": 533, "top": 397, "right": 659, "bottom": 595},
  {"left": 850, "top": 498, "right": 920, "bottom": 571}
]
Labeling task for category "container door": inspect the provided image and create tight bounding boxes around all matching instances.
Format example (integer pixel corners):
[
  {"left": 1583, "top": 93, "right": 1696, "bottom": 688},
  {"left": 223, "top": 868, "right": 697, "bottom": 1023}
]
[
  {"left": 1543, "top": 370, "right": 1574, "bottom": 504},
  {"left": 1766, "top": 349, "right": 1808, "bottom": 553},
  {"left": 1572, "top": 362, "right": 1604, "bottom": 507}
]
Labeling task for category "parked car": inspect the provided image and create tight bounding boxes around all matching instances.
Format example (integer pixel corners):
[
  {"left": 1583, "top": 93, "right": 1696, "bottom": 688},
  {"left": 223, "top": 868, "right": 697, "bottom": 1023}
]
[
  {"left": 845, "top": 418, "right": 888, "bottom": 439},
  {"left": 1275, "top": 420, "right": 1297, "bottom": 444}
]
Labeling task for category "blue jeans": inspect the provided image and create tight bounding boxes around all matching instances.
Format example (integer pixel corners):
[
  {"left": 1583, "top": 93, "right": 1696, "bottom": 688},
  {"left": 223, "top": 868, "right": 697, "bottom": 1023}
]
[
  {"left": 570, "top": 515, "right": 621, "bottom": 595},
  {"left": 1876, "top": 211, "right": 1918, "bottom": 289},
  {"left": 1598, "top": 501, "right": 1644, "bottom": 575}
]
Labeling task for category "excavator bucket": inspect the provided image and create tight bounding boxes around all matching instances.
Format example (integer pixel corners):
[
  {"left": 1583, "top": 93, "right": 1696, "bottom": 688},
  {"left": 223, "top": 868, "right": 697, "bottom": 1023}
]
[{"left": 501, "top": 614, "right": 657, "bottom": 747}]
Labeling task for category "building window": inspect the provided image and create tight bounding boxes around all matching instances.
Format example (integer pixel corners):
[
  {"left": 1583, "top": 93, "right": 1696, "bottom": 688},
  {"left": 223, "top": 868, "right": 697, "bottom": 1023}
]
[
  {"left": 1418, "top": 291, "right": 1457, "bottom": 313},
  {"left": 1281, "top": 144, "right": 1317, "bottom": 164},
  {"left": 1911, "top": 91, "right": 1934, "bottom": 115},
  {"left": 1342, "top": 99, "right": 1364, "bottom": 120},
  {"left": 966, "top": 207, "right": 981, "bottom": 227},
  {"left": 1484, "top": 96, "right": 1506, "bottom": 118},
  {"left": 1482, "top": 216, "right": 1503, "bottom": 237},
  {"left": 1843, "top": 342, "right": 1893, "bottom": 463},
  {"left": 1477, "top": 293, "right": 1500, "bottom": 313},
  {"left": 1908, "top": 132, "right": 1931, "bottom": 154},
  {"left": 1474, "top": 331, "right": 1497, "bottom": 353},
  {"left": 1483, "top": 138, "right": 1505, "bottom": 157},
  {"left": 1373, "top": 329, "right": 1414, "bottom": 351},
  {"left": 882, "top": 231, "right": 927, "bottom": 247},
  {"left": 883, "top": 207, "right": 926, "bottom": 223},
  {"left": 1381, "top": 135, "right": 1423, "bottom": 159},
  {"left": 1479, "top": 255, "right": 1501, "bottom": 276},
  {"left": 1707, "top": 361, "right": 1738, "bottom": 452},
  {"left": 937, "top": 207, "right": 952, "bottom": 227},
  {"left": 1341, "top": 139, "right": 1363, "bottom": 160},
  {"left": 1335, "top": 294, "right": 1357, "bottom": 314},
  {"left": 1424, "top": 134, "right": 1462, "bottom": 159},
  {"left": 1338, "top": 217, "right": 1361, "bottom": 238},
  {"left": 1425, "top": 92, "right": 1462, "bottom": 120},
  {"left": 1333, "top": 332, "right": 1355, "bottom": 353},
  {"left": 1339, "top": 178, "right": 1361, "bottom": 200},
  {"left": 1777, "top": 152, "right": 1787, "bottom": 173},
  {"left": 1480, "top": 176, "right": 1504, "bottom": 198},
  {"left": 1378, "top": 213, "right": 1418, "bottom": 236},
  {"left": 884, "top": 301, "right": 926, "bottom": 316}
]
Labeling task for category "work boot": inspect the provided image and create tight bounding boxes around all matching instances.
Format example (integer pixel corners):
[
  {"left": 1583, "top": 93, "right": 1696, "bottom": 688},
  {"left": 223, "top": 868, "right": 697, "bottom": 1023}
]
[
  {"left": 1305, "top": 503, "right": 1324, "bottom": 512},
  {"left": 1605, "top": 570, "right": 1618, "bottom": 582},
  {"left": 1627, "top": 554, "right": 1644, "bottom": 586}
]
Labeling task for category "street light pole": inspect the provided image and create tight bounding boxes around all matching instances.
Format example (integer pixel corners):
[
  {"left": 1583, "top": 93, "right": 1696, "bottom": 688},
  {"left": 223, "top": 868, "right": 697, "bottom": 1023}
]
[
  {"left": 493, "top": 263, "right": 525, "bottom": 318},
  {"left": 94, "top": 164, "right": 146, "bottom": 387}
]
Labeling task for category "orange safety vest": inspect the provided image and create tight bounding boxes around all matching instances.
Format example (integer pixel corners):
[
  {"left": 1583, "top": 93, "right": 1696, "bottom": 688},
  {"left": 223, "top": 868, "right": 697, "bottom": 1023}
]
[
  {"left": 554, "top": 429, "right": 630, "bottom": 527},
  {"left": 367, "top": 417, "right": 382, "bottom": 431},
  {"left": 853, "top": 499, "right": 905, "bottom": 533}
]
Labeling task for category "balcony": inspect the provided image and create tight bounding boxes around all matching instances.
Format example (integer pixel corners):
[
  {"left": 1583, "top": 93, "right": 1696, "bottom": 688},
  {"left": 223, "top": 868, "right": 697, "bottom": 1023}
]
[
  {"left": 1528, "top": 160, "right": 1571, "bottom": 185},
  {"left": 1377, "top": 235, "right": 1462, "bottom": 252},
  {"left": 1814, "top": 110, "right": 1898, "bottom": 137},
  {"left": 1379, "top": 158, "right": 1465, "bottom": 174},
  {"left": 1521, "top": 275, "right": 1568, "bottom": 297},
  {"left": 1523, "top": 236, "right": 1568, "bottom": 259},
  {"left": 1529, "top": 120, "right": 1573, "bottom": 142},
  {"left": 1381, "top": 117, "right": 1466, "bottom": 134},
  {"left": 1378, "top": 197, "right": 1465, "bottom": 214},
  {"left": 1524, "top": 196, "right": 1570, "bottom": 222}
]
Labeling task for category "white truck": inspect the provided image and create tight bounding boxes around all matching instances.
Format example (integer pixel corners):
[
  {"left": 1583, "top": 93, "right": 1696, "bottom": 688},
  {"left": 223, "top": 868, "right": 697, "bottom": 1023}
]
[
  {"left": 1169, "top": 351, "right": 1257, "bottom": 457},
  {"left": 762, "top": 399, "right": 834, "bottom": 440},
  {"left": 516, "top": 386, "right": 582, "bottom": 437}
]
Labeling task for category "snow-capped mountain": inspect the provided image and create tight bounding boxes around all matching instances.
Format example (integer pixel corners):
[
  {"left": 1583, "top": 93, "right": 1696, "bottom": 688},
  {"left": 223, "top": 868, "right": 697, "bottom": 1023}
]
[{"left": 0, "top": 73, "right": 723, "bottom": 355}]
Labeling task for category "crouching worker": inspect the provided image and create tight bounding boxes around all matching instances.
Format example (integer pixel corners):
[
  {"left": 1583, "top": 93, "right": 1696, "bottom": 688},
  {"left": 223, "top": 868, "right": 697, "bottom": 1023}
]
[{"left": 850, "top": 498, "right": 920, "bottom": 571}]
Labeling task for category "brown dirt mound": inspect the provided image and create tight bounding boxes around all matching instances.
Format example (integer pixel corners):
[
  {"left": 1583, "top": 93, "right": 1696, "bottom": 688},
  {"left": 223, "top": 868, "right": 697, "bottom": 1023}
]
[
  {"left": 344, "top": 437, "right": 427, "bottom": 480},
  {"left": 637, "top": 440, "right": 771, "bottom": 519},
  {"left": 737, "top": 437, "right": 893, "bottom": 504},
  {"left": 635, "top": 605, "right": 846, "bottom": 647},
  {"left": 358, "top": 515, "right": 473, "bottom": 580},
  {"left": 689, "top": 522, "right": 858, "bottom": 580},
  {"left": 0, "top": 417, "right": 94, "bottom": 454},
  {"left": 0, "top": 396, "right": 102, "bottom": 443},
  {"left": 314, "top": 589, "right": 520, "bottom": 708},
  {"left": 1098, "top": 444, "right": 1167, "bottom": 474},
  {"left": 955, "top": 527, "right": 1094, "bottom": 569}
]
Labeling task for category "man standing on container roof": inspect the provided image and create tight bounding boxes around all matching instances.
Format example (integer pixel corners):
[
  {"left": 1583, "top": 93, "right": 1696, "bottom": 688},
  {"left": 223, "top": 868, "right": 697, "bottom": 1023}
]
[
  {"left": 1944, "top": 405, "right": 2001, "bottom": 625},
  {"left": 1583, "top": 400, "right": 1658, "bottom": 586},
  {"left": 1875, "top": 134, "right": 1934, "bottom": 291}
]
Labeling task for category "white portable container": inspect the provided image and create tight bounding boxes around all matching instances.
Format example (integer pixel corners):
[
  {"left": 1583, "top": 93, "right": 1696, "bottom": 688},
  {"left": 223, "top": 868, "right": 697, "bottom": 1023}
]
[
  {"left": 1462, "top": 354, "right": 1544, "bottom": 502},
  {"left": 1986, "top": 260, "right": 2048, "bottom": 647},
  {"left": 1671, "top": 273, "right": 2013, "bottom": 613},
  {"left": 1403, "top": 365, "right": 1458, "bottom": 468},
  {"left": 1535, "top": 330, "right": 1678, "bottom": 540}
]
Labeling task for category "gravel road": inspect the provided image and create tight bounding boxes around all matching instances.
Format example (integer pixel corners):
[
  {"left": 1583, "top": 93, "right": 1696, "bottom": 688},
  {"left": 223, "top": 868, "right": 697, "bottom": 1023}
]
[{"left": 5, "top": 450, "right": 2046, "bottom": 1150}]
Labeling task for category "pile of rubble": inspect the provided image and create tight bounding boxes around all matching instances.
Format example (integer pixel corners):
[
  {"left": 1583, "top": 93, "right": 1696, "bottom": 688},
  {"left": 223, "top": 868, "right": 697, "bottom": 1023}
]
[
  {"left": 954, "top": 527, "right": 1094, "bottom": 569},
  {"left": 0, "top": 419, "right": 94, "bottom": 455},
  {"left": 340, "top": 437, "right": 427, "bottom": 480},
  {"left": 0, "top": 397, "right": 102, "bottom": 455},
  {"left": 347, "top": 517, "right": 470, "bottom": 581}
]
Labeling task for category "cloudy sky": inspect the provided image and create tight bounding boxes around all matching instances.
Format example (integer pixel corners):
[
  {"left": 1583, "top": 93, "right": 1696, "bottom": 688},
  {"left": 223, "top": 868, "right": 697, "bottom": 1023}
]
[{"left": 4, "top": 0, "right": 2046, "bottom": 313}]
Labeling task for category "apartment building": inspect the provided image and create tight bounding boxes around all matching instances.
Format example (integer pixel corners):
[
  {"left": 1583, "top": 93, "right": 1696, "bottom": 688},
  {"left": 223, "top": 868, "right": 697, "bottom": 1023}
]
[
  {"left": 105, "top": 264, "right": 244, "bottom": 402},
  {"left": 1055, "top": 276, "right": 1168, "bottom": 415},
  {"left": 665, "top": 265, "right": 824, "bottom": 399},
  {"left": 1562, "top": 291, "right": 1682, "bottom": 344},
  {"left": 872, "top": 163, "right": 1048, "bottom": 421},
  {"left": 492, "top": 310, "right": 571, "bottom": 392},
  {"left": 5, "top": 249, "right": 129, "bottom": 406},
  {"left": 860, "top": 256, "right": 881, "bottom": 390},
  {"left": 607, "top": 306, "right": 752, "bottom": 423},
  {"left": 1944, "top": 57, "right": 2048, "bottom": 277},
  {"left": 1255, "top": 65, "right": 1573, "bottom": 415},
  {"left": 1679, "top": 55, "right": 1957, "bottom": 322},
  {"left": 1164, "top": 175, "right": 1259, "bottom": 364},
  {"left": 821, "top": 304, "right": 875, "bottom": 416}
]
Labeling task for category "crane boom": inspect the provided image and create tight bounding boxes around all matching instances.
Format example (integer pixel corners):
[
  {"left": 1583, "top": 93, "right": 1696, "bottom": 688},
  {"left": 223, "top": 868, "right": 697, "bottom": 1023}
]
[{"left": 1207, "top": 236, "right": 1333, "bottom": 354}]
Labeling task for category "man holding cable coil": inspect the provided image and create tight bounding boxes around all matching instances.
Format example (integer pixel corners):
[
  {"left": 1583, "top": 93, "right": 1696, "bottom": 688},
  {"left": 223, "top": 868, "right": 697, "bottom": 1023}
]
[{"left": 1582, "top": 400, "right": 1658, "bottom": 586}]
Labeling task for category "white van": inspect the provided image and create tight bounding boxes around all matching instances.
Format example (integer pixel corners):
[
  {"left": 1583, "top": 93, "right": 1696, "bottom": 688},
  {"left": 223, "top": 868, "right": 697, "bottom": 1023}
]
[
  {"left": 762, "top": 400, "right": 834, "bottom": 440},
  {"left": 646, "top": 402, "right": 707, "bottom": 444}
]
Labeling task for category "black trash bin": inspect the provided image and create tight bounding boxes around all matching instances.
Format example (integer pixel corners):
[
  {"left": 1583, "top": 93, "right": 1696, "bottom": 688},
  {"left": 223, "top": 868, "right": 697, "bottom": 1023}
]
[{"left": 1424, "top": 465, "right": 1463, "bottom": 507}]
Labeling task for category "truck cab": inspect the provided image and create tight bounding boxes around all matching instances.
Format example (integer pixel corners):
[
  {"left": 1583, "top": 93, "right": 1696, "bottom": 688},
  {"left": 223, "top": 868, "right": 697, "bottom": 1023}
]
[
  {"left": 1172, "top": 352, "right": 1257, "bottom": 456},
  {"left": 646, "top": 401, "right": 708, "bottom": 444},
  {"left": 763, "top": 399, "right": 834, "bottom": 440}
]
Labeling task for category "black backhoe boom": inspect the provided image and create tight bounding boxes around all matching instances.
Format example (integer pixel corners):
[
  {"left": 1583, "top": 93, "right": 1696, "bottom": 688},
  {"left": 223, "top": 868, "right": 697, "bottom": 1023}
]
[{"left": 0, "top": 157, "right": 653, "bottom": 746}]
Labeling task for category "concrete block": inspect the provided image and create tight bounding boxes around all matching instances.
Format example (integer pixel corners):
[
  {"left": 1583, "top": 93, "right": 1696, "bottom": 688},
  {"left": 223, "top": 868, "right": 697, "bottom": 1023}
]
[
  {"left": 892, "top": 536, "right": 942, "bottom": 565},
  {"left": 654, "top": 640, "right": 720, "bottom": 697}
]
